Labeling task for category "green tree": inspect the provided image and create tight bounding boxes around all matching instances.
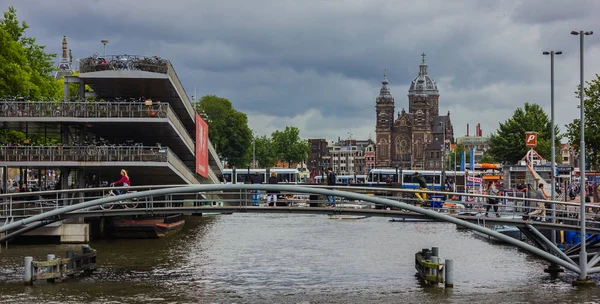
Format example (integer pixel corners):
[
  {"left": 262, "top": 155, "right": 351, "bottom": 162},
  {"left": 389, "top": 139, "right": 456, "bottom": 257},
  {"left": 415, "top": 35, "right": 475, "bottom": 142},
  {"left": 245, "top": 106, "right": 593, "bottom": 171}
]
[
  {"left": 193, "top": 95, "right": 252, "bottom": 167},
  {"left": 488, "top": 102, "right": 560, "bottom": 165},
  {"left": 253, "top": 134, "right": 277, "bottom": 168},
  {"left": 0, "top": 6, "right": 59, "bottom": 99},
  {"left": 566, "top": 74, "right": 600, "bottom": 170},
  {"left": 271, "top": 126, "right": 310, "bottom": 167},
  {"left": 54, "top": 71, "right": 93, "bottom": 101},
  {"left": 479, "top": 153, "right": 496, "bottom": 164}
]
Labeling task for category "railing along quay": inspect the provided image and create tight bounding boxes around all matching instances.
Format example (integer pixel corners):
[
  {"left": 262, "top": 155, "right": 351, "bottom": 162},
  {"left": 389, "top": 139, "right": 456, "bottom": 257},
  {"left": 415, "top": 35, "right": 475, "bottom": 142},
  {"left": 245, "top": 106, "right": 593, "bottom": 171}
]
[
  {"left": 0, "top": 101, "right": 168, "bottom": 118},
  {"left": 79, "top": 54, "right": 169, "bottom": 74},
  {"left": 0, "top": 146, "right": 169, "bottom": 163}
]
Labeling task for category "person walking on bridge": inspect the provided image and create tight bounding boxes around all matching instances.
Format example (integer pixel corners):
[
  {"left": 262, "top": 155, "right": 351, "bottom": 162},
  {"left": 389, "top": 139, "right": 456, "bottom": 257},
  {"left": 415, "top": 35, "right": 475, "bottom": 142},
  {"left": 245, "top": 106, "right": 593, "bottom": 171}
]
[
  {"left": 527, "top": 183, "right": 547, "bottom": 222},
  {"left": 250, "top": 172, "right": 263, "bottom": 206},
  {"left": 326, "top": 167, "right": 336, "bottom": 206},
  {"left": 413, "top": 172, "right": 428, "bottom": 206},
  {"left": 485, "top": 181, "right": 500, "bottom": 218}
]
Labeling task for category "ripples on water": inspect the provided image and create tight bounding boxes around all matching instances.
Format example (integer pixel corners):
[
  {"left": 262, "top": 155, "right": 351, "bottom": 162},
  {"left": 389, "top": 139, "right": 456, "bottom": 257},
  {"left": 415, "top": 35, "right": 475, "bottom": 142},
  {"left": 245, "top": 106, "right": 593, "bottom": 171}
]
[{"left": 1, "top": 214, "right": 600, "bottom": 303}]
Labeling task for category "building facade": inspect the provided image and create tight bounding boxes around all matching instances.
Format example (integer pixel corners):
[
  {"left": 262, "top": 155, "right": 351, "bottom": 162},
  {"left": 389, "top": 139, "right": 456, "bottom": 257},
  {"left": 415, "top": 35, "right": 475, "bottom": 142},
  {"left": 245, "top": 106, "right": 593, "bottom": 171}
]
[
  {"left": 375, "top": 56, "right": 454, "bottom": 170},
  {"left": 307, "top": 139, "right": 329, "bottom": 176}
]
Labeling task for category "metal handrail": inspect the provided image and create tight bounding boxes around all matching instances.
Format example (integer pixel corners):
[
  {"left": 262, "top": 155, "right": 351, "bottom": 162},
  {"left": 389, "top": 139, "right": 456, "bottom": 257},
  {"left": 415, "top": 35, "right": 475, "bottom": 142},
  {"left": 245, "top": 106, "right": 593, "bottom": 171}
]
[
  {"left": 0, "top": 146, "right": 169, "bottom": 163},
  {"left": 0, "top": 184, "right": 592, "bottom": 274},
  {"left": 79, "top": 54, "right": 169, "bottom": 74},
  {"left": 0, "top": 101, "right": 169, "bottom": 119}
]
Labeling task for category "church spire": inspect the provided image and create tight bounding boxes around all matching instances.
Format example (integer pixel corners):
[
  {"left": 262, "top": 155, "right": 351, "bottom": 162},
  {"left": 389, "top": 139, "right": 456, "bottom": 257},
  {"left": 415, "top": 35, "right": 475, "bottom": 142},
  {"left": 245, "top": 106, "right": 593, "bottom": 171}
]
[
  {"left": 376, "top": 69, "right": 393, "bottom": 103},
  {"left": 55, "top": 35, "right": 73, "bottom": 79},
  {"left": 419, "top": 52, "right": 428, "bottom": 76},
  {"left": 62, "top": 36, "right": 68, "bottom": 59}
]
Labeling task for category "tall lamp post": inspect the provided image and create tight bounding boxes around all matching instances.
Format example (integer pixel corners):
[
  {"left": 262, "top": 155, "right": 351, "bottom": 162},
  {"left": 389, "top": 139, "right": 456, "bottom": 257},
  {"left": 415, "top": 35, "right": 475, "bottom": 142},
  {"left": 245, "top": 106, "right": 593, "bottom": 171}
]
[
  {"left": 439, "top": 122, "right": 446, "bottom": 170},
  {"left": 101, "top": 40, "right": 109, "bottom": 58},
  {"left": 571, "top": 29, "right": 593, "bottom": 284},
  {"left": 543, "top": 50, "right": 562, "bottom": 245}
]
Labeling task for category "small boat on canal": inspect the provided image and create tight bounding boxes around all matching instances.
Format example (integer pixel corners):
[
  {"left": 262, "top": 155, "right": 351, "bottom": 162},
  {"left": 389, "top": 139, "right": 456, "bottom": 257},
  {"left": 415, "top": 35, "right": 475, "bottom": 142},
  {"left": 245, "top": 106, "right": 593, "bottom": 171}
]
[
  {"left": 110, "top": 214, "right": 185, "bottom": 238},
  {"left": 328, "top": 215, "right": 369, "bottom": 220}
]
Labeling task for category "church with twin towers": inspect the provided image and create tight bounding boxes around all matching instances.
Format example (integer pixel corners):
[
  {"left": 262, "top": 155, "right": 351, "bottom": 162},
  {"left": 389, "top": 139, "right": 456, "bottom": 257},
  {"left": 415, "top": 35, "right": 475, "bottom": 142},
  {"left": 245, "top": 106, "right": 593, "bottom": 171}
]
[{"left": 375, "top": 54, "right": 454, "bottom": 170}]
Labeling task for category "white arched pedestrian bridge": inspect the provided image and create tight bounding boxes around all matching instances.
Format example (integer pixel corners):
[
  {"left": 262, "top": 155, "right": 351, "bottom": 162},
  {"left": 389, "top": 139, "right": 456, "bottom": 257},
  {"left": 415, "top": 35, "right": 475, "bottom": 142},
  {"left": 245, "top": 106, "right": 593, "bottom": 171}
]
[{"left": 1, "top": 184, "right": 599, "bottom": 281}]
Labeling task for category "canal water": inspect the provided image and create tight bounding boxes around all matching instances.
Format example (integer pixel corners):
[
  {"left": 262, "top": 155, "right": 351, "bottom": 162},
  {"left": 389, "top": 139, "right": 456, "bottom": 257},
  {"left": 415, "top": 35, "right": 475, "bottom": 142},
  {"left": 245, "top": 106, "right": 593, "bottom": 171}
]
[{"left": 1, "top": 214, "right": 600, "bottom": 303}]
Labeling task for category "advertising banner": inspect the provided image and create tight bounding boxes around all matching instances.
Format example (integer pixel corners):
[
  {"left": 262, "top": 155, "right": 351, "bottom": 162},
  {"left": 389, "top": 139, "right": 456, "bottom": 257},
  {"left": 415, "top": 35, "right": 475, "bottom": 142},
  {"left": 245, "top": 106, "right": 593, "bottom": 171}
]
[{"left": 195, "top": 113, "right": 209, "bottom": 178}]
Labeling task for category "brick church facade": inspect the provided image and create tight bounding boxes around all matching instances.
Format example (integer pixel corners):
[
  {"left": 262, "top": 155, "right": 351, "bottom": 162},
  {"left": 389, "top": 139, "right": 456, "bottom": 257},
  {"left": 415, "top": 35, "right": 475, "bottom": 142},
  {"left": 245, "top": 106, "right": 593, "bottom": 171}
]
[{"left": 375, "top": 56, "right": 454, "bottom": 170}]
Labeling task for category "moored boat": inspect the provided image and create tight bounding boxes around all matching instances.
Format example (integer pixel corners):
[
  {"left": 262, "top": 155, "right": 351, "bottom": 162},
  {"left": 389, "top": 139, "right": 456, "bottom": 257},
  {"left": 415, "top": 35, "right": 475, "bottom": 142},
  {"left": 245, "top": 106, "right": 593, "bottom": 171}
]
[
  {"left": 110, "top": 214, "right": 185, "bottom": 238},
  {"left": 328, "top": 215, "right": 368, "bottom": 220}
]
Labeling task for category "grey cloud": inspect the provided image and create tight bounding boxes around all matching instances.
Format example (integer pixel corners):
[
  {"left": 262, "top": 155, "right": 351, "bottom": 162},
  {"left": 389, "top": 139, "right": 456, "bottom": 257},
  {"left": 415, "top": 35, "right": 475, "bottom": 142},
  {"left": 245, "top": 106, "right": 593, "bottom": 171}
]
[{"left": 5, "top": 0, "right": 600, "bottom": 143}]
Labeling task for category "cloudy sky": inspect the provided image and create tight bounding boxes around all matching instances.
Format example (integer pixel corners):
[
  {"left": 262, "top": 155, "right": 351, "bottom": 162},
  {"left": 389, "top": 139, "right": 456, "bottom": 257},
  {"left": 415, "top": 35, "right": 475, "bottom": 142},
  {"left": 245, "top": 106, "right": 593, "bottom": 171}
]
[{"left": 6, "top": 0, "right": 600, "bottom": 143}]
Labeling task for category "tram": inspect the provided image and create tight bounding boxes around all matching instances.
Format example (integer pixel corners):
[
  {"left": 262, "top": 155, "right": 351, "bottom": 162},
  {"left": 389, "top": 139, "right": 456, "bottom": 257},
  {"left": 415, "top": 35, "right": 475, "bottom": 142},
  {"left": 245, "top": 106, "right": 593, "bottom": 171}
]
[
  {"left": 222, "top": 168, "right": 300, "bottom": 184},
  {"left": 366, "top": 168, "right": 469, "bottom": 192}
]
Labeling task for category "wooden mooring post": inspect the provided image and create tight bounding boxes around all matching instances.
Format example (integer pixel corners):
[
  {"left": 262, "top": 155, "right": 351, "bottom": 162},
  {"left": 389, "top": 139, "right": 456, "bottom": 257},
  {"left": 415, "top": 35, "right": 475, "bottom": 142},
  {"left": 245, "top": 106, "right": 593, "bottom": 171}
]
[
  {"left": 24, "top": 245, "right": 97, "bottom": 285},
  {"left": 415, "top": 247, "right": 453, "bottom": 288}
]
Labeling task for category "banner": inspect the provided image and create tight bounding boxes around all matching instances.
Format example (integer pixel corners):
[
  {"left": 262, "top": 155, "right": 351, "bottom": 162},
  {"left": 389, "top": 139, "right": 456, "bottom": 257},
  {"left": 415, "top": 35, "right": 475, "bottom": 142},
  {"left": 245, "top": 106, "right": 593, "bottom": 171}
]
[
  {"left": 469, "top": 147, "right": 474, "bottom": 171},
  {"left": 460, "top": 151, "right": 465, "bottom": 171},
  {"left": 195, "top": 113, "right": 209, "bottom": 178}
]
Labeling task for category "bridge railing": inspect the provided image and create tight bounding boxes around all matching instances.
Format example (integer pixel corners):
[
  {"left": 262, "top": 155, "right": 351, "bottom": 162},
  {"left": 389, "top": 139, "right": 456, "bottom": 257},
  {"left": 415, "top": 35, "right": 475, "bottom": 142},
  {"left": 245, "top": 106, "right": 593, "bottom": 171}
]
[{"left": 1, "top": 184, "right": 598, "bottom": 229}]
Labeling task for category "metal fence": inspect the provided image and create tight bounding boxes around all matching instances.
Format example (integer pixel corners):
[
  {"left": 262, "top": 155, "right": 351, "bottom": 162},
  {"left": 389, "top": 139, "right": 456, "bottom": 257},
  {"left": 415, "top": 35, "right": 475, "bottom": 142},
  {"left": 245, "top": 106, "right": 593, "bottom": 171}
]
[
  {"left": 0, "top": 101, "right": 168, "bottom": 118},
  {"left": 79, "top": 54, "right": 169, "bottom": 74},
  {"left": 0, "top": 146, "right": 169, "bottom": 163}
]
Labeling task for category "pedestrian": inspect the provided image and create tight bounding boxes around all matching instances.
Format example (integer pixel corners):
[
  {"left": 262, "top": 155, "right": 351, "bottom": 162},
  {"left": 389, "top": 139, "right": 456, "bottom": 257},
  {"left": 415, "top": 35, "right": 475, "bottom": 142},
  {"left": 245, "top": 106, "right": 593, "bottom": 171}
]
[
  {"left": 527, "top": 183, "right": 547, "bottom": 222},
  {"left": 485, "top": 181, "right": 500, "bottom": 218},
  {"left": 413, "top": 172, "right": 428, "bottom": 206},
  {"left": 326, "top": 167, "right": 336, "bottom": 206},
  {"left": 266, "top": 172, "right": 279, "bottom": 206},
  {"left": 250, "top": 172, "right": 262, "bottom": 206}
]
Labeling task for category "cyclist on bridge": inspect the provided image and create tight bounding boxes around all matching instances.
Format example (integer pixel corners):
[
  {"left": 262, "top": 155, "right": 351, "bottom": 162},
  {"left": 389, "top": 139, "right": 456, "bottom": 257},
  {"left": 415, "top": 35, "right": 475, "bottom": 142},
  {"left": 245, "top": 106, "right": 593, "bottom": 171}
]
[
  {"left": 413, "top": 172, "right": 428, "bottom": 206},
  {"left": 112, "top": 169, "right": 130, "bottom": 195}
]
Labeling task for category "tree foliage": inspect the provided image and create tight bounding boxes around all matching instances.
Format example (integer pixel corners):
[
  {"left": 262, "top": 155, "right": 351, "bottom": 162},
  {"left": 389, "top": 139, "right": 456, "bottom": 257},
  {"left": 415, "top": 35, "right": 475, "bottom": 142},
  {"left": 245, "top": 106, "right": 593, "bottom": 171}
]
[
  {"left": 566, "top": 74, "right": 600, "bottom": 170},
  {"left": 0, "top": 129, "right": 59, "bottom": 145},
  {"left": 0, "top": 6, "right": 59, "bottom": 99},
  {"left": 193, "top": 95, "right": 252, "bottom": 167},
  {"left": 271, "top": 126, "right": 310, "bottom": 168},
  {"left": 253, "top": 135, "right": 278, "bottom": 168},
  {"left": 488, "top": 103, "right": 560, "bottom": 165}
]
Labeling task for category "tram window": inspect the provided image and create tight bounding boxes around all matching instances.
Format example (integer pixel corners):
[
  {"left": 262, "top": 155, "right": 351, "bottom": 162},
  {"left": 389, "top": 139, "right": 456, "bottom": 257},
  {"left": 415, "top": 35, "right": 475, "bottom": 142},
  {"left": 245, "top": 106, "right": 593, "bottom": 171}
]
[
  {"left": 224, "top": 174, "right": 232, "bottom": 183},
  {"left": 237, "top": 174, "right": 248, "bottom": 183}
]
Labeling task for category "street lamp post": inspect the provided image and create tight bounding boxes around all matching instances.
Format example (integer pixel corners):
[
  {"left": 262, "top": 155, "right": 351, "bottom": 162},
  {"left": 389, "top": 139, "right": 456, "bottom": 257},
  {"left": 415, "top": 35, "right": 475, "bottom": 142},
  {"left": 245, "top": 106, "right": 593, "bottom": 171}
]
[
  {"left": 543, "top": 50, "right": 562, "bottom": 245},
  {"left": 571, "top": 29, "right": 594, "bottom": 283},
  {"left": 252, "top": 137, "right": 256, "bottom": 169},
  {"left": 101, "top": 40, "right": 109, "bottom": 58},
  {"left": 440, "top": 121, "right": 446, "bottom": 170}
]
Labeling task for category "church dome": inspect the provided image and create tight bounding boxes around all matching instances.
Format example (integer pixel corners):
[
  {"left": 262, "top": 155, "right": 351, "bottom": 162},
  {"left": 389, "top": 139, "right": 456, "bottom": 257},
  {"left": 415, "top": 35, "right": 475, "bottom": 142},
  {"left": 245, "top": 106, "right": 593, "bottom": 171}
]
[{"left": 408, "top": 56, "right": 439, "bottom": 96}]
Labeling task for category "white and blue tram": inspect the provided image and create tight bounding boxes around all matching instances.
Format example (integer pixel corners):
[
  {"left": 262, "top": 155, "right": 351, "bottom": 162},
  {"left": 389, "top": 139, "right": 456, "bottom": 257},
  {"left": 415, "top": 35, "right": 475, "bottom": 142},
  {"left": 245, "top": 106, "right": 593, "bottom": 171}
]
[
  {"left": 312, "top": 174, "right": 366, "bottom": 184},
  {"left": 222, "top": 168, "right": 300, "bottom": 184},
  {"left": 366, "top": 168, "right": 468, "bottom": 191}
]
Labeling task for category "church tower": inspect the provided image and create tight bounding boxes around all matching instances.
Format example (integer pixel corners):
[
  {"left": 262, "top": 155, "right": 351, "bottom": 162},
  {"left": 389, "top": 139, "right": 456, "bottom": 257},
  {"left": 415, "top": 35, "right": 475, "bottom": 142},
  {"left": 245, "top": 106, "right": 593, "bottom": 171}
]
[
  {"left": 55, "top": 36, "right": 73, "bottom": 79},
  {"left": 375, "top": 70, "right": 394, "bottom": 167},
  {"left": 407, "top": 53, "right": 439, "bottom": 169}
]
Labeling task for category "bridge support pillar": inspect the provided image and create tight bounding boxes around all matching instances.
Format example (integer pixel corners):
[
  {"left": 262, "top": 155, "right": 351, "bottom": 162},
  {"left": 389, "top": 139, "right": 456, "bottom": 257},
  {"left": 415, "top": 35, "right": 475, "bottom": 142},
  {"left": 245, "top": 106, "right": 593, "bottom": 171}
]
[
  {"left": 543, "top": 262, "right": 564, "bottom": 275},
  {"left": 572, "top": 277, "right": 596, "bottom": 287}
]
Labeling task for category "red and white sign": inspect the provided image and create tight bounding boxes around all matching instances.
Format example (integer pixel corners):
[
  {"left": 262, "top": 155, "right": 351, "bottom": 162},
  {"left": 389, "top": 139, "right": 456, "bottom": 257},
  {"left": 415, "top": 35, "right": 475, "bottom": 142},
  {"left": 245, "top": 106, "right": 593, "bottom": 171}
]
[
  {"left": 467, "top": 176, "right": 483, "bottom": 183},
  {"left": 525, "top": 132, "right": 538, "bottom": 148},
  {"left": 195, "top": 113, "right": 209, "bottom": 178}
]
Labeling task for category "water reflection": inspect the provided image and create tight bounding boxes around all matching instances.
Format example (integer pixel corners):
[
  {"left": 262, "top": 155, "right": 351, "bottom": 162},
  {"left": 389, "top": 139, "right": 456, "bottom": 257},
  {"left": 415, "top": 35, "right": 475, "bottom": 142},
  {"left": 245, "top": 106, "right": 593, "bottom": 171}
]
[{"left": 0, "top": 214, "right": 600, "bottom": 303}]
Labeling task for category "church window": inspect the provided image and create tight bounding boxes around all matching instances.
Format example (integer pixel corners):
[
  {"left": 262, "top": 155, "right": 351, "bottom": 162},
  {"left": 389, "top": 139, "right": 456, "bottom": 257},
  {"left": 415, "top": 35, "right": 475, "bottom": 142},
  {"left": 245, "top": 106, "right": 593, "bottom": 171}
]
[{"left": 416, "top": 110, "right": 424, "bottom": 125}]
